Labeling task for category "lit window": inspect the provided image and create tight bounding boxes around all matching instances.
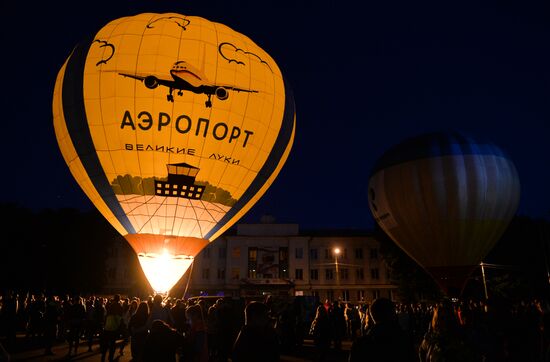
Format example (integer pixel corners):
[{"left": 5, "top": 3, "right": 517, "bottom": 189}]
[
  {"left": 232, "top": 247, "right": 240, "bottom": 258},
  {"left": 231, "top": 268, "right": 240, "bottom": 280}
]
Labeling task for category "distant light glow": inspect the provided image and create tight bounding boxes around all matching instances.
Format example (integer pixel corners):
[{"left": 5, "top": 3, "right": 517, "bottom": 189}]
[
  {"left": 334, "top": 248, "right": 341, "bottom": 255},
  {"left": 137, "top": 249, "right": 193, "bottom": 294}
]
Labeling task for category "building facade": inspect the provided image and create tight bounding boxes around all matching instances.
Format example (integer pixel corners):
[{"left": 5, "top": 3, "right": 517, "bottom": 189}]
[{"left": 178, "top": 223, "right": 397, "bottom": 303}]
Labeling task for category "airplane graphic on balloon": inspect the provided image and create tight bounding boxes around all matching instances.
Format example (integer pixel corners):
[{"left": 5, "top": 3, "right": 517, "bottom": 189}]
[{"left": 119, "top": 60, "right": 258, "bottom": 107}]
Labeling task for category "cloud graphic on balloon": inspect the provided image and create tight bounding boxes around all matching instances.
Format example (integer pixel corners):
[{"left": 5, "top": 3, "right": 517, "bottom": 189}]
[
  {"left": 93, "top": 39, "right": 115, "bottom": 66},
  {"left": 218, "top": 42, "right": 272, "bottom": 72},
  {"left": 146, "top": 16, "right": 190, "bottom": 30}
]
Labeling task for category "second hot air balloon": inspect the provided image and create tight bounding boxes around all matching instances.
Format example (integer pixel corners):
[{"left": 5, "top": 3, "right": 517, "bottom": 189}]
[
  {"left": 368, "top": 132, "right": 520, "bottom": 296},
  {"left": 53, "top": 13, "right": 295, "bottom": 294}
]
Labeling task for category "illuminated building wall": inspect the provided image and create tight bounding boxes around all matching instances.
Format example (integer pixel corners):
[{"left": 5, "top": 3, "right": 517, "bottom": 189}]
[{"left": 184, "top": 222, "right": 397, "bottom": 302}]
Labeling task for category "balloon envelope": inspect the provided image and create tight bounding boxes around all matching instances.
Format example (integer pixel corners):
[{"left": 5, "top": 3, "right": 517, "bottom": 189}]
[
  {"left": 368, "top": 132, "right": 519, "bottom": 295},
  {"left": 53, "top": 13, "right": 295, "bottom": 293}
]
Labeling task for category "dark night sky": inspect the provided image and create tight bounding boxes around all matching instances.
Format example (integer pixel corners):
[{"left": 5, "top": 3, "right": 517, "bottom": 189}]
[{"left": 1, "top": 0, "right": 549, "bottom": 229}]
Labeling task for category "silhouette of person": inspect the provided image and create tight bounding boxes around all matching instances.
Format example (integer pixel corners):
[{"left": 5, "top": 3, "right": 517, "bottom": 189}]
[
  {"left": 147, "top": 294, "right": 173, "bottom": 328},
  {"left": 349, "top": 297, "right": 416, "bottom": 362},
  {"left": 43, "top": 295, "right": 61, "bottom": 356},
  {"left": 129, "top": 301, "right": 150, "bottom": 362},
  {"left": 184, "top": 304, "right": 209, "bottom": 362},
  {"left": 66, "top": 295, "right": 86, "bottom": 356},
  {"left": 418, "top": 300, "right": 478, "bottom": 362},
  {"left": 310, "top": 304, "right": 331, "bottom": 362},
  {"left": 232, "top": 301, "right": 279, "bottom": 362},
  {"left": 142, "top": 319, "right": 184, "bottom": 362},
  {"left": 329, "top": 300, "right": 346, "bottom": 350},
  {"left": 101, "top": 294, "right": 124, "bottom": 362}
]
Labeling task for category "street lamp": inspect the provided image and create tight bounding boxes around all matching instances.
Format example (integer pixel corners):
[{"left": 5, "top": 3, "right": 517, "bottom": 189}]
[
  {"left": 334, "top": 247, "right": 341, "bottom": 288},
  {"left": 480, "top": 262, "right": 488, "bottom": 300}
]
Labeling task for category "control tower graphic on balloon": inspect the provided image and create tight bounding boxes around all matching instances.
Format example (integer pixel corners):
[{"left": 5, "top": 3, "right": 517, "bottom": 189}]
[
  {"left": 53, "top": 13, "right": 295, "bottom": 294},
  {"left": 154, "top": 163, "right": 205, "bottom": 200}
]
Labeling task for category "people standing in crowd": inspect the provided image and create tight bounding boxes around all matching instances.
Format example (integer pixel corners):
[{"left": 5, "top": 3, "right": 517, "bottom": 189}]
[
  {"left": 2, "top": 290, "right": 548, "bottom": 361},
  {"left": 58, "top": 295, "right": 70, "bottom": 342},
  {"left": 232, "top": 301, "right": 280, "bottom": 362},
  {"left": 87, "top": 297, "right": 106, "bottom": 352},
  {"left": 217, "top": 298, "right": 239, "bottom": 362},
  {"left": 84, "top": 297, "right": 96, "bottom": 351},
  {"left": 129, "top": 301, "right": 150, "bottom": 362},
  {"left": 1, "top": 291, "right": 19, "bottom": 349},
  {"left": 43, "top": 295, "right": 60, "bottom": 356},
  {"left": 147, "top": 294, "right": 173, "bottom": 328},
  {"left": 171, "top": 299, "right": 188, "bottom": 335},
  {"left": 25, "top": 294, "right": 45, "bottom": 340},
  {"left": 418, "top": 299, "right": 478, "bottom": 362},
  {"left": 65, "top": 295, "right": 86, "bottom": 357},
  {"left": 142, "top": 319, "right": 184, "bottom": 362},
  {"left": 118, "top": 298, "right": 134, "bottom": 356},
  {"left": 344, "top": 303, "right": 361, "bottom": 341},
  {"left": 100, "top": 294, "right": 124, "bottom": 362},
  {"left": 349, "top": 297, "right": 416, "bottom": 362},
  {"left": 184, "top": 304, "right": 209, "bottom": 362},
  {"left": 329, "top": 300, "right": 346, "bottom": 350},
  {"left": 358, "top": 303, "right": 369, "bottom": 337},
  {"left": 278, "top": 301, "right": 299, "bottom": 353},
  {"left": 309, "top": 304, "right": 331, "bottom": 362},
  {"left": 207, "top": 299, "right": 222, "bottom": 361}
]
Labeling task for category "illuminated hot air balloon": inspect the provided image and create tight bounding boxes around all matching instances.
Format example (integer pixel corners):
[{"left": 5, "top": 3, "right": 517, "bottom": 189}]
[
  {"left": 52, "top": 13, "right": 295, "bottom": 294},
  {"left": 368, "top": 132, "right": 520, "bottom": 296}
]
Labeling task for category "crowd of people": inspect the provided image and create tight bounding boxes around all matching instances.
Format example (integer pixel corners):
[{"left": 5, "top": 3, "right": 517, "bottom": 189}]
[
  {"left": 0, "top": 291, "right": 281, "bottom": 361},
  {"left": 0, "top": 290, "right": 549, "bottom": 361},
  {"left": 310, "top": 297, "right": 550, "bottom": 362}
]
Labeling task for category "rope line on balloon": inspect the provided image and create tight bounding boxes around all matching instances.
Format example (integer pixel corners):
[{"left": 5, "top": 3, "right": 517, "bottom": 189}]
[
  {"left": 199, "top": 199, "right": 222, "bottom": 225},
  {"left": 188, "top": 198, "right": 205, "bottom": 239},
  {"left": 136, "top": 195, "right": 169, "bottom": 234},
  {"left": 174, "top": 198, "right": 192, "bottom": 238},
  {"left": 123, "top": 194, "right": 157, "bottom": 216},
  {"left": 166, "top": 196, "right": 182, "bottom": 238}
]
